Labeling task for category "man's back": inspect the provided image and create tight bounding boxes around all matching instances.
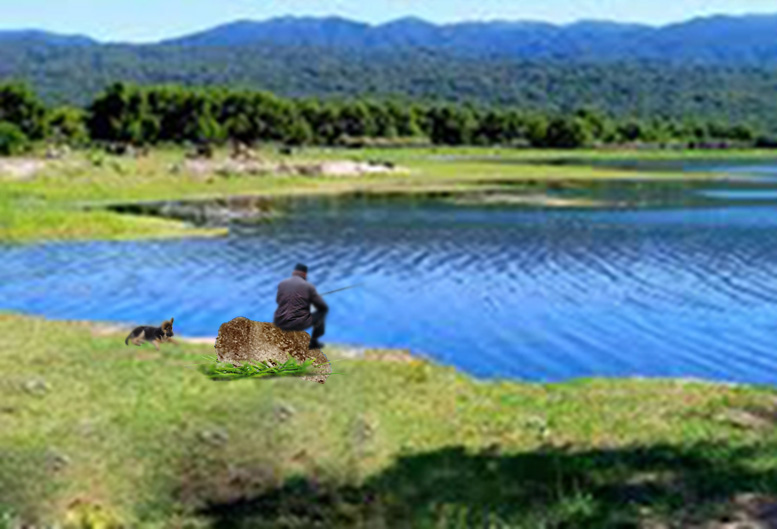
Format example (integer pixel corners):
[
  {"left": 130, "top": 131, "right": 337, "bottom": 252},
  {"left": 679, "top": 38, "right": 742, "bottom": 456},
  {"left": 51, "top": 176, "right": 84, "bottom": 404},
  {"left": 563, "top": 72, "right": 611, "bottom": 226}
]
[{"left": 274, "top": 274, "right": 328, "bottom": 331}]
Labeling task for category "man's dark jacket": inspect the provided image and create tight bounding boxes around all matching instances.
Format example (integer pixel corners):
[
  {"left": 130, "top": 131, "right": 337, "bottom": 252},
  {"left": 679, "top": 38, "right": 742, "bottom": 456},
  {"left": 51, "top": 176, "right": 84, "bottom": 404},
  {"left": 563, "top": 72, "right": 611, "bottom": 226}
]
[{"left": 274, "top": 271, "right": 329, "bottom": 331}]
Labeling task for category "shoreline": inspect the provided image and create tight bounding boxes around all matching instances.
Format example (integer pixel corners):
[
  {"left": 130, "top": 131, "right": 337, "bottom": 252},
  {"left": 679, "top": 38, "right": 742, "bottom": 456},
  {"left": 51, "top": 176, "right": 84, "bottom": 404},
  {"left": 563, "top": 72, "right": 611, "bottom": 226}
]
[
  {"left": 53, "top": 315, "right": 757, "bottom": 389},
  {"left": 87, "top": 318, "right": 421, "bottom": 364},
  {"left": 0, "top": 175, "right": 740, "bottom": 246},
  {"left": 2, "top": 147, "right": 773, "bottom": 245}
]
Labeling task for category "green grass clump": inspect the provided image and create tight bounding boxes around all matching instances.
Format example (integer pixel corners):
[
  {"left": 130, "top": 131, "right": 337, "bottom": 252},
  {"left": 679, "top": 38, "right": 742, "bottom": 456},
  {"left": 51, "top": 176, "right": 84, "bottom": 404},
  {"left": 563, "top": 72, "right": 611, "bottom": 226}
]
[{"left": 197, "top": 355, "right": 332, "bottom": 381}]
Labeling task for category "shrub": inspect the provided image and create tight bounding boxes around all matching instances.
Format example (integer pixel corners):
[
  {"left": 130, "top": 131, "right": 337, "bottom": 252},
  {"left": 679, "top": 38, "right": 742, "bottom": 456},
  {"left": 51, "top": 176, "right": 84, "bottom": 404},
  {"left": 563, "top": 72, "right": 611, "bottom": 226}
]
[
  {"left": 48, "top": 106, "right": 89, "bottom": 145},
  {"left": 755, "top": 136, "right": 777, "bottom": 149},
  {"left": 0, "top": 122, "right": 30, "bottom": 156}
]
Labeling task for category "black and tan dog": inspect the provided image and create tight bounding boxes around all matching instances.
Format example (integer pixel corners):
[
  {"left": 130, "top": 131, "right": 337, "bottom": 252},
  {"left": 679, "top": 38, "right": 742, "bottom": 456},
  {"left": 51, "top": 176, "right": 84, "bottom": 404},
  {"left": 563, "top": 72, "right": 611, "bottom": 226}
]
[{"left": 125, "top": 318, "right": 177, "bottom": 350}]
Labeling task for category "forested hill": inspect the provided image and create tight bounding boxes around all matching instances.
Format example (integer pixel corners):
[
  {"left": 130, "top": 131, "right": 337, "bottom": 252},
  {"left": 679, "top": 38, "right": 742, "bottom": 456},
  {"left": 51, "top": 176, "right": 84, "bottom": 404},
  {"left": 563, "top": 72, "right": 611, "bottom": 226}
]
[{"left": 0, "top": 14, "right": 776, "bottom": 131}]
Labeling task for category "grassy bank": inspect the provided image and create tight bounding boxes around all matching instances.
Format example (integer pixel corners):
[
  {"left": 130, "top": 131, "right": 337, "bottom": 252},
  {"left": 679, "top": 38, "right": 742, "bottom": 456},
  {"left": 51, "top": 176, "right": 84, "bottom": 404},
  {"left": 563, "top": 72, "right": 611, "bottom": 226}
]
[
  {"left": 2, "top": 314, "right": 777, "bottom": 527},
  {"left": 1, "top": 146, "right": 770, "bottom": 244}
]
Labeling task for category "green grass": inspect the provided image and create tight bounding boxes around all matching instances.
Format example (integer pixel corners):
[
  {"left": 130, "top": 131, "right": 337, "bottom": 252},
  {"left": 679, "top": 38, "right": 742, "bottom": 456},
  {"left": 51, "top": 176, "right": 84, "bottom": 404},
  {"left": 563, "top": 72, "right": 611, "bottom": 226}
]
[
  {"left": 3, "top": 314, "right": 777, "bottom": 527},
  {"left": 197, "top": 355, "right": 334, "bottom": 381},
  {"left": 2, "top": 145, "right": 770, "bottom": 244}
]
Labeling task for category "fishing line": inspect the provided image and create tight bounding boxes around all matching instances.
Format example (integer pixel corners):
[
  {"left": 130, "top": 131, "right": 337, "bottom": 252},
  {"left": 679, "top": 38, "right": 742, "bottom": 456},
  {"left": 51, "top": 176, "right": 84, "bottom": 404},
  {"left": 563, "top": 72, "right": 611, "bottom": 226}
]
[{"left": 320, "top": 283, "right": 365, "bottom": 296}]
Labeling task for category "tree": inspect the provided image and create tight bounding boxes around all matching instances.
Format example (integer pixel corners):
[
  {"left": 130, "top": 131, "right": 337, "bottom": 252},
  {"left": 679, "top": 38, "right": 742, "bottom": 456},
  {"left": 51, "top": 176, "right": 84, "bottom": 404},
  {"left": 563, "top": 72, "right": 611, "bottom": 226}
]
[
  {"left": 193, "top": 113, "right": 225, "bottom": 145},
  {"left": 249, "top": 92, "right": 297, "bottom": 142},
  {"left": 575, "top": 108, "right": 615, "bottom": 143},
  {"left": 727, "top": 124, "right": 756, "bottom": 142},
  {"left": 473, "top": 111, "right": 508, "bottom": 145},
  {"left": 283, "top": 115, "right": 314, "bottom": 146},
  {"left": 526, "top": 114, "right": 549, "bottom": 147},
  {"left": 87, "top": 83, "right": 158, "bottom": 145},
  {"left": 0, "top": 83, "right": 48, "bottom": 140},
  {"left": 427, "top": 106, "right": 477, "bottom": 145},
  {"left": 366, "top": 102, "right": 398, "bottom": 139},
  {"left": 539, "top": 117, "right": 592, "bottom": 149},
  {"left": 47, "top": 107, "right": 88, "bottom": 145},
  {"left": 337, "top": 102, "right": 376, "bottom": 139},
  {"left": 224, "top": 113, "right": 255, "bottom": 145},
  {"left": 299, "top": 101, "right": 341, "bottom": 145},
  {"left": 386, "top": 101, "right": 423, "bottom": 138},
  {"left": 616, "top": 120, "right": 645, "bottom": 143}
]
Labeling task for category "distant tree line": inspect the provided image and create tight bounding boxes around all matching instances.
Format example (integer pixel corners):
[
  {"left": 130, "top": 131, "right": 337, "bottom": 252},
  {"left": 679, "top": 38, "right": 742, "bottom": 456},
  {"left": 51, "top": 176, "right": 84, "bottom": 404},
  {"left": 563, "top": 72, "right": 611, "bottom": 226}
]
[{"left": 0, "top": 81, "right": 772, "bottom": 155}]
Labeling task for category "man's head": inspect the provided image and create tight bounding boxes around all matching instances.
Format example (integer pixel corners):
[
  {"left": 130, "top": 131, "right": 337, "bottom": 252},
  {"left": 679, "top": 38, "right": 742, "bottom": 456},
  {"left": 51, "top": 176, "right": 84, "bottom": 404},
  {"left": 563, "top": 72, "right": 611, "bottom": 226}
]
[{"left": 294, "top": 263, "right": 308, "bottom": 279}]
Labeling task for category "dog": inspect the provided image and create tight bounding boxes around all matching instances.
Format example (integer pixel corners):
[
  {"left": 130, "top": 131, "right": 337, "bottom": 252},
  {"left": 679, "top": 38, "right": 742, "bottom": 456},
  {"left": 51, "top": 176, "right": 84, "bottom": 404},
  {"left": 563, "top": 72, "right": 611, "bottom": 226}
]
[{"left": 125, "top": 318, "right": 177, "bottom": 350}]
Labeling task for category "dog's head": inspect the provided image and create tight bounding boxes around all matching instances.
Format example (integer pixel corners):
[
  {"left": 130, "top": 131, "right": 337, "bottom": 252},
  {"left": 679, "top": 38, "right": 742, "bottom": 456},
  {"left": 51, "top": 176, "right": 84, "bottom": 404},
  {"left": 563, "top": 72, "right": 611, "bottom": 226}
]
[{"left": 161, "top": 318, "right": 175, "bottom": 338}]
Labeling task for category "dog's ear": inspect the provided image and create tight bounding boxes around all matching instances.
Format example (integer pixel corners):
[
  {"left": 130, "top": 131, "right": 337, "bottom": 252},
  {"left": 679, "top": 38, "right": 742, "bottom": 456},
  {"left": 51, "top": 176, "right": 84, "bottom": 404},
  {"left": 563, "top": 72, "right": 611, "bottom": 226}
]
[{"left": 170, "top": 318, "right": 174, "bottom": 324}]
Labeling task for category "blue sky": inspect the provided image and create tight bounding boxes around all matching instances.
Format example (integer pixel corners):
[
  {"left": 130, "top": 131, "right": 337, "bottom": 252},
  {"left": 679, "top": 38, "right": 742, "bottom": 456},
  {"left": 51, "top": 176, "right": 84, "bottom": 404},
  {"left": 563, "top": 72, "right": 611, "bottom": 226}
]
[{"left": 0, "top": 0, "right": 774, "bottom": 42}]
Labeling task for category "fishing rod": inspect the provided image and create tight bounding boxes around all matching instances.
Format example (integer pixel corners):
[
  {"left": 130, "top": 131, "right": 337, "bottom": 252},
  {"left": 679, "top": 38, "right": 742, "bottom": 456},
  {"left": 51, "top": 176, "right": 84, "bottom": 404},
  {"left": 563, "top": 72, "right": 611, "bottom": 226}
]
[{"left": 320, "top": 283, "right": 365, "bottom": 296}]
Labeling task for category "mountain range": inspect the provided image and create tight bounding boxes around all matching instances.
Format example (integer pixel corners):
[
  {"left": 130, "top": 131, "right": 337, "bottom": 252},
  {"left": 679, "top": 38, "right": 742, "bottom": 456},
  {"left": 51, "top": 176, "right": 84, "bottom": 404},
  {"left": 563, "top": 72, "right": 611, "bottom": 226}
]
[
  {"left": 156, "top": 14, "right": 777, "bottom": 66},
  {"left": 1, "top": 14, "right": 776, "bottom": 66}
]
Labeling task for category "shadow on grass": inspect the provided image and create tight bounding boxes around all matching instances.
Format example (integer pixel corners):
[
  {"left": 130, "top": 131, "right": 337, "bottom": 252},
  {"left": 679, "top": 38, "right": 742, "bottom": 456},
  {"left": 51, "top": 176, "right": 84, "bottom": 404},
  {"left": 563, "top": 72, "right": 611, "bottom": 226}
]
[{"left": 189, "top": 442, "right": 777, "bottom": 529}]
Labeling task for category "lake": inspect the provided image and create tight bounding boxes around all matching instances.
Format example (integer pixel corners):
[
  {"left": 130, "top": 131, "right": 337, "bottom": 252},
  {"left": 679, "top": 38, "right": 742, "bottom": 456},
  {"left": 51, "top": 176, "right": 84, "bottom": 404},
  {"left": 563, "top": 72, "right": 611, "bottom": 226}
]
[{"left": 4, "top": 159, "right": 777, "bottom": 385}]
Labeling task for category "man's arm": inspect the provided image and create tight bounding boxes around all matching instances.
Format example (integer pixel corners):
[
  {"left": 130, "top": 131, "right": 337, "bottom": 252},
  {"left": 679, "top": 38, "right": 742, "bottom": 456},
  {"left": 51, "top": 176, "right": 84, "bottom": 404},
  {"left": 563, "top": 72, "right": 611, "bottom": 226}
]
[{"left": 310, "top": 285, "right": 329, "bottom": 314}]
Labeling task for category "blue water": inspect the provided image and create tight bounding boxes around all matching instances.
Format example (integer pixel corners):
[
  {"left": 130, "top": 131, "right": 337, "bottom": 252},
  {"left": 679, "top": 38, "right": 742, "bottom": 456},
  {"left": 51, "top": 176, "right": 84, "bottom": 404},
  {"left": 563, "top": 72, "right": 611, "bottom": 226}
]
[
  {"left": 700, "top": 190, "right": 777, "bottom": 200},
  {"left": 5, "top": 162, "right": 777, "bottom": 385}
]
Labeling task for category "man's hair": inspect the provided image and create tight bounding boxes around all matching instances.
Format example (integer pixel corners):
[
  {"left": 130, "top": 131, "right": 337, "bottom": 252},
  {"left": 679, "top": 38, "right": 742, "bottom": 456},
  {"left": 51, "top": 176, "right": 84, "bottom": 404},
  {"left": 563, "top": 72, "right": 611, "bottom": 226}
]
[{"left": 294, "top": 263, "right": 308, "bottom": 273}]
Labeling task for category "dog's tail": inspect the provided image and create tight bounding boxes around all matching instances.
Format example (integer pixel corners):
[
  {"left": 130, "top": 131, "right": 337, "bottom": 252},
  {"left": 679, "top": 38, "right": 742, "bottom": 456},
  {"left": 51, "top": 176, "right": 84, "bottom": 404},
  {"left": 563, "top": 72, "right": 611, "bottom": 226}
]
[{"left": 125, "top": 332, "right": 133, "bottom": 346}]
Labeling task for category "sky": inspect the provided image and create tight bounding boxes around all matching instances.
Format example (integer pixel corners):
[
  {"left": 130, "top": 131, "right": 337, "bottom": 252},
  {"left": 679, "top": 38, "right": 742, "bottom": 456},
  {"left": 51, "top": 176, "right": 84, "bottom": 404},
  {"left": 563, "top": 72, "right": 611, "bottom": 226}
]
[{"left": 0, "top": 0, "right": 774, "bottom": 42}]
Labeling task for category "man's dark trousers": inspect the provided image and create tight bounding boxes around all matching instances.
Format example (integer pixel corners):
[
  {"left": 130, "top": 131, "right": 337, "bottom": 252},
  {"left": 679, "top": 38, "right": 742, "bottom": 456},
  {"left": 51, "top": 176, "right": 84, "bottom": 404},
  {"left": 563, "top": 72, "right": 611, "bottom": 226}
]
[{"left": 310, "top": 311, "right": 326, "bottom": 343}]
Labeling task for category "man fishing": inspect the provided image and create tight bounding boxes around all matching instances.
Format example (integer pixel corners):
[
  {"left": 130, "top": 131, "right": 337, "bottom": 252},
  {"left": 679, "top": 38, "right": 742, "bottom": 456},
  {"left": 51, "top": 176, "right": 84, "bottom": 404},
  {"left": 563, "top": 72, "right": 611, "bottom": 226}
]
[{"left": 274, "top": 263, "right": 329, "bottom": 350}]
